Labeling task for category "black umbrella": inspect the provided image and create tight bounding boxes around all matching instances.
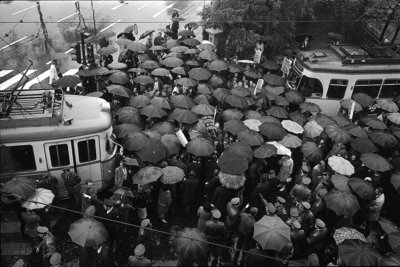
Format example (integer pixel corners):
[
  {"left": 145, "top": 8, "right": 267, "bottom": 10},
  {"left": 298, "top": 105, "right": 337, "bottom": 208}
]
[
  {"left": 295, "top": 33, "right": 313, "bottom": 42},
  {"left": 140, "top": 30, "right": 155, "bottom": 40}
]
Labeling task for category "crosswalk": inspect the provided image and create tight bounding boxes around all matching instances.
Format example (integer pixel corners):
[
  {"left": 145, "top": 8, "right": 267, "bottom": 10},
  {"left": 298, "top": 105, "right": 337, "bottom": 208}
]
[{"left": 0, "top": 68, "right": 79, "bottom": 91}]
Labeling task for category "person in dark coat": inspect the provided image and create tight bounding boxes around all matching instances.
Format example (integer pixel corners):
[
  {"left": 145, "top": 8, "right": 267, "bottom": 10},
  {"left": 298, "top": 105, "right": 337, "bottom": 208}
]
[
  {"left": 243, "top": 243, "right": 281, "bottom": 267},
  {"left": 211, "top": 185, "right": 239, "bottom": 220},
  {"left": 306, "top": 218, "right": 328, "bottom": 254},
  {"left": 61, "top": 168, "right": 81, "bottom": 210},
  {"left": 98, "top": 199, "right": 120, "bottom": 254},
  {"left": 153, "top": 32, "right": 164, "bottom": 46},
  {"left": 204, "top": 209, "right": 226, "bottom": 265},
  {"left": 95, "top": 243, "right": 115, "bottom": 267},
  {"left": 249, "top": 174, "right": 271, "bottom": 209},
  {"left": 182, "top": 170, "right": 199, "bottom": 214},
  {"left": 79, "top": 247, "right": 97, "bottom": 267},
  {"left": 205, "top": 169, "right": 221, "bottom": 202}
]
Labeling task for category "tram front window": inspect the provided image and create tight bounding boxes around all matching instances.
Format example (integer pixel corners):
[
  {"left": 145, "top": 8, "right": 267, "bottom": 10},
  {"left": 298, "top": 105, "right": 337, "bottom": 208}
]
[{"left": 298, "top": 76, "right": 323, "bottom": 98}]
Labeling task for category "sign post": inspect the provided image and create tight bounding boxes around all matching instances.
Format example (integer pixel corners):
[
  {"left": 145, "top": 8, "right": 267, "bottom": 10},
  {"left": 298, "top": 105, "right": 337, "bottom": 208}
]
[
  {"left": 254, "top": 50, "right": 262, "bottom": 64},
  {"left": 281, "top": 57, "right": 292, "bottom": 76},
  {"left": 254, "top": 79, "right": 264, "bottom": 95}
]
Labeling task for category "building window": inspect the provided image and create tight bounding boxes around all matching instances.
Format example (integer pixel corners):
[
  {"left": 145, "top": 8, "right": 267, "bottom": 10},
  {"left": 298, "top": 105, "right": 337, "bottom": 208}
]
[
  {"left": 353, "top": 79, "right": 382, "bottom": 98},
  {"left": 49, "top": 144, "right": 70, "bottom": 167},
  {"left": 78, "top": 139, "right": 96, "bottom": 162},
  {"left": 327, "top": 79, "right": 348, "bottom": 99},
  {"left": 0, "top": 145, "right": 36, "bottom": 173},
  {"left": 379, "top": 79, "right": 400, "bottom": 98}
]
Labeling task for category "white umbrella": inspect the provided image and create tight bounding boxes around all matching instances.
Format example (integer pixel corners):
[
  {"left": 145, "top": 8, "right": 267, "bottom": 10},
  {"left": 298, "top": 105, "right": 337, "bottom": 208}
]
[
  {"left": 267, "top": 141, "right": 292, "bottom": 157},
  {"left": 281, "top": 120, "right": 304, "bottom": 134},
  {"left": 22, "top": 188, "right": 55, "bottom": 210},
  {"left": 328, "top": 156, "right": 355, "bottom": 176}
]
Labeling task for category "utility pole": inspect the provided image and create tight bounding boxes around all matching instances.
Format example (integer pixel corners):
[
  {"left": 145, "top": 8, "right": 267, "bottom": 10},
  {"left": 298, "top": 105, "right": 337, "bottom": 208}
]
[{"left": 36, "top": 1, "right": 52, "bottom": 53}]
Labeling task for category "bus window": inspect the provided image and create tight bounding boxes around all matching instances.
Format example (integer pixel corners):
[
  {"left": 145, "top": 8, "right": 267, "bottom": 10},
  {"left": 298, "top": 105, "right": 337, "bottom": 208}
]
[
  {"left": 49, "top": 144, "right": 70, "bottom": 167},
  {"left": 353, "top": 79, "right": 382, "bottom": 98},
  {"left": 298, "top": 75, "right": 323, "bottom": 98},
  {"left": 78, "top": 139, "right": 97, "bottom": 162},
  {"left": 327, "top": 79, "right": 348, "bottom": 99},
  {"left": 0, "top": 145, "right": 36, "bottom": 173},
  {"left": 379, "top": 79, "right": 400, "bottom": 98}
]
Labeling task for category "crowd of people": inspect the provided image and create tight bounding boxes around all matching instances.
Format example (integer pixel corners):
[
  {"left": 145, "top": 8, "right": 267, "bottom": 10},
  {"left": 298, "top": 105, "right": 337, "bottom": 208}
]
[{"left": 3, "top": 11, "right": 400, "bottom": 267}]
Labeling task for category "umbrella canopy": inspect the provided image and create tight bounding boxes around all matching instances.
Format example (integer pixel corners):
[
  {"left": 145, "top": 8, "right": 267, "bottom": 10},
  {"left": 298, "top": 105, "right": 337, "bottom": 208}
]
[
  {"left": 86, "top": 91, "right": 104, "bottom": 98},
  {"left": 379, "top": 217, "right": 399, "bottom": 235},
  {"left": 182, "top": 38, "right": 201, "bottom": 47},
  {"left": 361, "top": 117, "right": 387, "bottom": 130},
  {"left": 254, "top": 143, "right": 277, "bottom": 158},
  {"left": 244, "top": 110, "right": 262, "bottom": 120},
  {"left": 22, "top": 188, "right": 55, "bottom": 210},
  {"left": 289, "top": 111, "right": 307, "bottom": 126},
  {"left": 162, "top": 57, "right": 184, "bottom": 68},
  {"left": 325, "top": 189, "right": 360, "bottom": 216},
  {"left": 115, "top": 106, "right": 142, "bottom": 125},
  {"left": 129, "top": 95, "right": 151, "bottom": 108},
  {"left": 341, "top": 99, "right": 363, "bottom": 112},
  {"left": 345, "top": 125, "right": 368, "bottom": 138},
  {"left": 161, "top": 134, "right": 182, "bottom": 156},
  {"left": 350, "top": 138, "right": 378, "bottom": 154},
  {"left": 171, "top": 95, "right": 196, "bottom": 109},
  {"left": 339, "top": 239, "right": 380, "bottom": 266},
  {"left": 218, "top": 171, "right": 246, "bottom": 189},
  {"left": 253, "top": 216, "right": 291, "bottom": 251},
  {"left": 231, "top": 86, "right": 250, "bottom": 97},
  {"left": 139, "top": 30, "right": 155, "bottom": 40},
  {"left": 150, "top": 45, "right": 167, "bottom": 51},
  {"left": 348, "top": 178, "right": 376, "bottom": 202},
  {"left": 259, "top": 116, "right": 281, "bottom": 124},
  {"left": 208, "top": 60, "right": 228, "bottom": 72},
  {"left": 114, "top": 123, "right": 142, "bottom": 138},
  {"left": 378, "top": 254, "right": 400, "bottom": 266},
  {"left": 310, "top": 114, "right": 336, "bottom": 128},
  {"left": 187, "top": 137, "right": 215, "bottom": 157},
  {"left": 176, "top": 77, "right": 198, "bottom": 87},
  {"left": 151, "top": 121, "right": 176, "bottom": 136},
  {"left": 122, "top": 132, "right": 150, "bottom": 151},
  {"left": 267, "top": 106, "right": 289, "bottom": 119},
  {"left": 116, "top": 38, "right": 133, "bottom": 46},
  {"left": 218, "top": 152, "right": 249, "bottom": 175},
  {"left": 136, "top": 138, "right": 167, "bottom": 163},
  {"left": 151, "top": 68, "right": 170, "bottom": 77},
  {"left": 127, "top": 67, "right": 148, "bottom": 75},
  {"left": 259, "top": 122, "right": 287, "bottom": 140},
  {"left": 55, "top": 75, "right": 80, "bottom": 88},
  {"left": 303, "top": 120, "right": 324, "bottom": 138},
  {"left": 261, "top": 60, "right": 280, "bottom": 70},
  {"left": 281, "top": 120, "right": 303, "bottom": 134},
  {"left": 97, "top": 46, "right": 118, "bottom": 55},
  {"left": 198, "top": 50, "right": 218, "bottom": 61},
  {"left": 133, "top": 75, "right": 154, "bottom": 86},
  {"left": 301, "top": 142, "right": 323, "bottom": 164},
  {"left": 171, "top": 45, "right": 189, "bottom": 53},
  {"left": 300, "top": 102, "right": 322, "bottom": 114},
  {"left": 185, "top": 59, "right": 201, "bottom": 67},
  {"left": 387, "top": 112, "right": 400, "bottom": 125},
  {"left": 197, "top": 84, "right": 213, "bottom": 95},
  {"left": 333, "top": 227, "right": 367, "bottom": 245},
  {"left": 107, "top": 62, "right": 127, "bottom": 70},
  {"left": 237, "top": 130, "right": 264, "bottom": 147},
  {"left": 1, "top": 176, "right": 36, "bottom": 199},
  {"left": 161, "top": 166, "right": 185, "bottom": 184},
  {"left": 225, "top": 94, "right": 249, "bottom": 109},
  {"left": 189, "top": 67, "right": 212, "bottom": 81},
  {"left": 132, "top": 166, "right": 163, "bottom": 185},
  {"left": 174, "top": 228, "right": 208, "bottom": 260},
  {"left": 224, "top": 119, "right": 248, "bottom": 135},
  {"left": 267, "top": 141, "right": 292, "bottom": 156},
  {"left": 191, "top": 104, "right": 215, "bottom": 116},
  {"left": 127, "top": 42, "right": 147, "bottom": 53},
  {"left": 274, "top": 96, "right": 290, "bottom": 107},
  {"left": 141, "top": 104, "right": 167, "bottom": 119},
  {"left": 178, "top": 30, "right": 195, "bottom": 37},
  {"left": 225, "top": 142, "right": 253, "bottom": 162},
  {"left": 360, "top": 153, "right": 392, "bottom": 172},
  {"left": 143, "top": 129, "right": 161, "bottom": 140},
  {"left": 243, "top": 119, "right": 262, "bottom": 132},
  {"left": 390, "top": 172, "right": 400, "bottom": 191},
  {"left": 142, "top": 60, "right": 160, "bottom": 70},
  {"left": 244, "top": 69, "right": 262, "bottom": 79},
  {"left": 222, "top": 109, "right": 244, "bottom": 121},
  {"left": 171, "top": 108, "right": 199, "bottom": 124},
  {"left": 331, "top": 174, "right": 350, "bottom": 192},
  {"left": 332, "top": 115, "right": 352, "bottom": 127},
  {"left": 325, "top": 124, "right": 352, "bottom": 144},
  {"left": 369, "top": 131, "right": 397, "bottom": 148},
  {"left": 197, "top": 43, "right": 216, "bottom": 51},
  {"left": 262, "top": 85, "right": 285, "bottom": 96},
  {"left": 353, "top": 93, "right": 373, "bottom": 107},
  {"left": 228, "top": 63, "right": 243, "bottom": 73},
  {"left": 328, "top": 156, "right": 355, "bottom": 176},
  {"left": 279, "top": 134, "right": 302, "bottom": 148},
  {"left": 171, "top": 66, "right": 187, "bottom": 76},
  {"left": 151, "top": 97, "right": 173, "bottom": 110},
  {"left": 107, "top": 84, "right": 132, "bottom": 98},
  {"left": 68, "top": 218, "right": 108, "bottom": 247},
  {"left": 29, "top": 82, "right": 54, "bottom": 90},
  {"left": 213, "top": 88, "right": 230, "bottom": 102},
  {"left": 263, "top": 74, "right": 285, "bottom": 86}
]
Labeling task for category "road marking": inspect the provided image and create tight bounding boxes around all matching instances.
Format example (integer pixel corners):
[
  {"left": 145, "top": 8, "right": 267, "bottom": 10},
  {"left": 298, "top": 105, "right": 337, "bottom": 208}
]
[
  {"left": 153, "top": 3, "right": 175, "bottom": 18},
  {"left": 138, "top": 1, "right": 152, "bottom": 11},
  {"left": 111, "top": 2, "right": 128, "bottom": 10},
  {"left": 0, "top": 70, "right": 13, "bottom": 78},
  {"left": 57, "top": 12, "right": 80, "bottom": 23},
  {"left": 11, "top": 4, "right": 38, "bottom": 16},
  {"left": 64, "top": 48, "right": 74, "bottom": 54},
  {"left": 0, "top": 36, "right": 28, "bottom": 51},
  {"left": 21, "top": 70, "right": 50, "bottom": 89},
  {"left": 99, "top": 19, "right": 122, "bottom": 33},
  {"left": 46, "top": 60, "right": 52, "bottom": 65},
  {"left": 63, "top": 69, "right": 79, "bottom": 76},
  {"left": 0, "top": 70, "right": 35, "bottom": 91}
]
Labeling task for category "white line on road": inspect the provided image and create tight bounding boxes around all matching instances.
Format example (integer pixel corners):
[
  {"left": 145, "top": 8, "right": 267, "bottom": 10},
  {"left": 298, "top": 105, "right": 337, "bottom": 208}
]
[
  {"left": 153, "top": 3, "right": 175, "bottom": 18},
  {"left": 99, "top": 19, "right": 122, "bottom": 33},
  {"left": 138, "top": 1, "right": 152, "bottom": 11},
  {"left": 57, "top": 12, "right": 80, "bottom": 23},
  {"left": 111, "top": 2, "right": 127, "bottom": 10},
  {"left": 46, "top": 61, "right": 52, "bottom": 65},
  {"left": 0, "top": 70, "right": 13, "bottom": 78},
  {"left": 21, "top": 70, "right": 50, "bottom": 89},
  {"left": 0, "top": 70, "right": 35, "bottom": 91},
  {"left": 63, "top": 69, "right": 79, "bottom": 76},
  {"left": 64, "top": 48, "right": 74, "bottom": 54},
  {"left": 11, "top": 4, "right": 38, "bottom": 16},
  {"left": 0, "top": 36, "right": 28, "bottom": 51}
]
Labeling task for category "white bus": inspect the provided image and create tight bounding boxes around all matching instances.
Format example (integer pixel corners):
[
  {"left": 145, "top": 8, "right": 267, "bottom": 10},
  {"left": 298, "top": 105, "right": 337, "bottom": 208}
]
[
  {"left": 0, "top": 89, "right": 117, "bottom": 199},
  {"left": 286, "top": 45, "right": 400, "bottom": 115}
]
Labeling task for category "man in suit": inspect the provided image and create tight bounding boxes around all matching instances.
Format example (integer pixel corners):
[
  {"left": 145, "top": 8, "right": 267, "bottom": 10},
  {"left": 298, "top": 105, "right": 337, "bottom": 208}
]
[
  {"left": 98, "top": 199, "right": 120, "bottom": 254},
  {"left": 114, "top": 160, "right": 128, "bottom": 188},
  {"left": 95, "top": 243, "right": 115, "bottom": 267}
]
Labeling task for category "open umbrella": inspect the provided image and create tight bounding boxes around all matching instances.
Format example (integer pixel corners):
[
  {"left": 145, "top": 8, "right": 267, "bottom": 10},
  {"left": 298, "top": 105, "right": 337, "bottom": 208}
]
[
  {"left": 267, "top": 106, "right": 289, "bottom": 119},
  {"left": 22, "top": 188, "right": 55, "bottom": 210},
  {"left": 182, "top": 38, "right": 201, "bottom": 47},
  {"left": 369, "top": 131, "right": 397, "bottom": 148},
  {"left": 174, "top": 228, "right": 208, "bottom": 260},
  {"left": 339, "top": 239, "right": 380, "bottom": 266},
  {"left": 132, "top": 166, "right": 163, "bottom": 185},
  {"left": 361, "top": 117, "right": 387, "bottom": 130},
  {"left": 303, "top": 120, "right": 324, "bottom": 138},
  {"left": 328, "top": 156, "right": 354, "bottom": 176},
  {"left": 185, "top": 59, "right": 200, "bottom": 67},
  {"left": 139, "top": 30, "right": 155, "bottom": 40},
  {"left": 1, "top": 176, "right": 36, "bottom": 199},
  {"left": 350, "top": 138, "right": 378, "bottom": 154},
  {"left": 345, "top": 125, "right": 368, "bottom": 138},
  {"left": 262, "top": 85, "right": 285, "bottom": 96},
  {"left": 122, "top": 132, "right": 150, "bottom": 151},
  {"left": 325, "top": 189, "right": 360, "bottom": 216},
  {"left": 225, "top": 142, "right": 253, "bottom": 162},
  {"left": 379, "top": 217, "right": 399, "bottom": 234},
  {"left": 136, "top": 138, "right": 167, "bottom": 163},
  {"left": 387, "top": 112, "right": 400, "bottom": 125},
  {"left": 86, "top": 91, "right": 104, "bottom": 98},
  {"left": 171, "top": 66, "right": 187, "bottom": 76},
  {"left": 229, "top": 64, "right": 243, "bottom": 73},
  {"left": 267, "top": 141, "right": 292, "bottom": 156},
  {"left": 107, "top": 84, "right": 132, "bottom": 98},
  {"left": 184, "top": 48, "right": 200, "bottom": 55},
  {"left": 109, "top": 71, "right": 130, "bottom": 85},
  {"left": 281, "top": 120, "right": 303, "bottom": 134},
  {"left": 289, "top": 111, "right": 307, "bottom": 126},
  {"left": 207, "top": 60, "right": 228, "bottom": 72},
  {"left": 178, "top": 30, "right": 195, "bottom": 37},
  {"left": 198, "top": 50, "right": 218, "bottom": 61},
  {"left": 360, "top": 153, "right": 392, "bottom": 172},
  {"left": 310, "top": 114, "right": 336, "bottom": 128},
  {"left": 127, "top": 67, "right": 148, "bottom": 75},
  {"left": 133, "top": 75, "right": 154, "bottom": 86},
  {"left": 301, "top": 142, "right": 323, "bottom": 164},
  {"left": 171, "top": 45, "right": 189, "bottom": 53},
  {"left": 218, "top": 171, "right": 246, "bottom": 189},
  {"left": 68, "top": 218, "right": 108, "bottom": 247},
  {"left": 331, "top": 174, "right": 350, "bottom": 192},
  {"left": 197, "top": 84, "right": 213, "bottom": 95},
  {"left": 55, "top": 75, "right": 80, "bottom": 88},
  {"left": 213, "top": 88, "right": 230, "bottom": 102},
  {"left": 222, "top": 109, "right": 243, "bottom": 121},
  {"left": 191, "top": 104, "right": 215, "bottom": 116},
  {"left": 279, "top": 134, "right": 302, "bottom": 148},
  {"left": 224, "top": 119, "right": 248, "bottom": 135},
  {"left": 127, "top": 42, "right": 147, "bottom": 53},
  {"left": 274, "top": 96, "right": 289, "bottom": 107},
  {"left": 116, "top": 38, "right": 133, "bottom": 46},
  {"left": 300, "top": 102, "right": 322, "bottom": 114},
  {"left": 161, "top": 166, "right": 185, "bottom": 184},
  {"left": 151, "top": 97, "right": 173, "bottom": 110},
  {"left": 113, "top": 123, "right": 142, "bottom": 138},
  {"left": 162, "top": 57, "right": 184, "bottom": 68},
  {"left": 97, "top": 46, "right": 118, "bottom": 56},
  {"left": 129, "top": 95, "right": 151, "bottom": 108},
  {"left": 261, "top": 60, "right": 280, "bottom": 70},
  {"left": 151, "top": 121, "right": 175, "bottom": 136},
  {"left": 161, "top": 134, "right": 182, "bottom": 156},
  {"left": 107, "top": 62, "right": 127, "bottom": 70},
  {"left": 116, "top": 106, "right": 142, "bottom": 125},
  {"left": 143, "top": 129, "right": 161, "bottom": 140},
  {"left": 259, "top": 122, "right": 287, "bottom": 140},
  {"left": 141, "top": 104, "right": 167, "bottom": 119},
  {"left": 253, "top": 216, "right": 291, "bottom": 251},
  {"left": 187, "top": 138, "right": 215, "bottom": 157},
  {"left": 353, "top": 93, "right": 373, "bottom": 107},
  {"left": 197, "top": 42, "right": 217, "bottom": 51},
  {"left": 171, "top": 95, "right": 196, "bottom": 109},
  {"left": 243, "top": 119, "right": 262, "bottom": 132},
  {"left": 333, "top": 227, "right": 366, "bottom": 245},
  {"left": 341, "top": 99, "right": 363, "bottom": 112},
  {"left": 260, "top": 116, "right": 281, "bottom": 124},
  {"left": 237, "top": 130, "right": 264, "bottom": 147},
  {"left": 348, "top": 178, "right": 376, "bottom": 202},
  {"left": 225, "top": 94, "right": 249, "bottom": 109},
  {"left": 209, "top": 75, "right": 225, "bottom": 89},
  {"left": 150, "top": 45, "right": 167, "bottom": 52},
  {"left": 176, "top": 77, "right": 198, "bottom": 87},
  {"left": 217, "top": 152, "right": 249, "bottom": 175},
  {"left": 254, "top": 143, "right": 277, "bottom": 158},
  {"left": 325, "top": 124, "right": 352, "bottom": 144},
  {"left": 244, "top": 69, "right": 262, "bottom": 79},
  {"left": 189, "top": 67, "right": 212, "bottom": 81},
  {"left": 263, "top": 74, "right": 285, "bottom": 86},
  {"left": 231, "top": 87, "right": 250, "bottom": 97},
  {"left": 244, "top": 111, "right": 262, "bottom": 120},
  {"left": 141, "top": 60, "right": 160, "bottom": 70},
  {"left": 151, "top": 68, "right": 170, "bottom": 77},
  {"left": 171, "top": 108, "right": 199, "bottom": 124}
]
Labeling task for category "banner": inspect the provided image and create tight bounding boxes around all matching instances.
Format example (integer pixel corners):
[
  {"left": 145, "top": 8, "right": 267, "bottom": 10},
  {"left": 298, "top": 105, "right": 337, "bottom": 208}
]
[
  {"left": 175, "top": 129, "right": 188, "bottom": 147},
  {"left": 281, "top": 57, "right": 292, "bottom": 75},
  {"left": 202, "top": 115, "right": 216, "bottom": 131},
  {"left": 254, "top": 79, "right": 264, "bottom": 95},
  {"left": 254, "top": 50, "right": 262, "bottom": 64}
]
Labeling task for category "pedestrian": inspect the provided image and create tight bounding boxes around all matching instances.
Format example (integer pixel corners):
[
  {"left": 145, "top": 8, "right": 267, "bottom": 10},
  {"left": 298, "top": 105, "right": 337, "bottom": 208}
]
[
  {"left": 182, "top": 170, "right": 199, "bottom": 214},
  {"left": 368, "top": 187, "right": 385, "bottom": 230},
  {"left": 154, "top": 32, "right": 164, "bottom": 46},
  {"left": 81, "top": 179, "right": 99, "bottom": 213},
  {"left": 49, "top": 60, "right": 59, "bottom": 85},
  {"left": 114, "top": 159, "right": 128, "bottom": 188},
  {"left": 137, "top": 219, "right": 158, "bottom": 260},
  {"left": 98, "top": 199, "right": 119, "bottom": 253},
  {"left": 157, "top": 184, "right": 172, "bottom": 223},
  {"left": 95, "top": 243, "right": 115, "bottom": 267},
  {"left": 306, "top": 218, "right": 328, "bottom": 254},
  {"left": 277, "top": 155, "right": 294, "bottom": 191},
  {"left": 234, "top": 206, "right": 258, "bottom": 265},
  {"left": 49, "top": 252, "right": 61, "bottom": 267},
  {"left": 35, "top": 226, "right": 56, "bottom": 267},
  {"left": 128, "top": 244, "right": 151, "bottom": 266},
  {"left": 225, "top": 197, "right": 240, "bottom": 240},
  {"left": 197, "top": 201, "right": 213, "bottom": 232},
  {"left": 204, "top": 209, "right": 226, "bottom": 266},
  {"left": 136, "top": 184, "right": 151, "bottom": 221},
  {"left": 61, "top": 168, "right": 81, "bottom": 210}
]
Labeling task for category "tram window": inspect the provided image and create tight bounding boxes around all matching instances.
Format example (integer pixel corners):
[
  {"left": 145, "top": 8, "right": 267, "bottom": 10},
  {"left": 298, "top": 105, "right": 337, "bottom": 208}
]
[
  {"left": 0, "top": 145, "right": 36, "bottom": 173},
  {"left": 353, "top": 79, "right": 382, "bottom": 98},
  {"left": 327, "top": 79, "right": 348, "bottom": 99},
  {"left": 78, "top": 139, "right": 96, "bottom": 162},
  {"left": 49, "top": 144, "right": 70, "bottom": 167},
  {"left": 379, "top": 79, "right": 400, "bottom": 98},
  {"left": 298, "top": 76, "right": 323, "bottom": 98}
]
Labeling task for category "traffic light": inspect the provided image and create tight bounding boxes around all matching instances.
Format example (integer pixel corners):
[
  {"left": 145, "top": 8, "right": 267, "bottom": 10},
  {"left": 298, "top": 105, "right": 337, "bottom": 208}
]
[
  {"left": 86, "top": 43, "right": 94, "bottom": 63},
  {"left": 71, "top": 43, "right": 82, "bottom": 64}
]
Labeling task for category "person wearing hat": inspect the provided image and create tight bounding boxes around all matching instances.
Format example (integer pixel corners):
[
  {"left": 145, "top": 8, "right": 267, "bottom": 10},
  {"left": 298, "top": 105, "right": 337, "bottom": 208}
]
[
  {"left": 277, "top": 155, "right": 294, "bottom": 190},
  {"left": 36, "top": 226, "right": 56, "bottom": 267},
  {"left": 197, "top": 201, "right": 214, "bottom": 233},
  {"left": 204, "top": 209, "right": 226, "bottom": 265},
  {"left": 307, "top": 218, "right": 328, "bottom": 254},
  {"left": 274, "top": 196, "right": 288, "bottom": 218},
  {"left": 290, "top": 220, "right": 305, "bottom": 245},
  {"left": 81, "top": 179, "right": 98, "bottom": 213},
  {"left": 128, "top": 244, "right": 151, "bottom": 266},
  {"left": 50, "top": 252, "right": 61, "bottom": 267},
  {"left": 136, "top": 219, "right": 157, "bottom": 259},
  {"left": 98, "top": 198, "right": 119, "bottom": 254},
  {"left": 114, "top": 159, "right": 129, "bottom": 188},
  {"left": 95, "top": 243, "right": 114, "bottom": 267},
  {"left": 290, "top": 176, "right": 312, "bottom": 203},
  {"left": 234, "top": 205, "right": 258, "bottom": 265},
  {"left": 286, "top": 206, "right": 300, "bottom": 229},
  {"left": 61, "top": 168, "right": 81, "bottom": 210},
  {"left": 249, "top": 173, "right": 271, "bottom": 209},
  {"left": 311, "top": 161, "right": 325, "bottom": 189},
  {"left": 225, "top": 197, "right": 240, "bottom": 239},
  {"left": 300, "top": 201, "right": 315, "bottom": 235}
]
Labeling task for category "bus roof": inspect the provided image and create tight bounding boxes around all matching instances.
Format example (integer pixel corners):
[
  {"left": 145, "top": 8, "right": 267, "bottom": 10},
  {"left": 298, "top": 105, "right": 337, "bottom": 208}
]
[
  {"left": 0, "top": 94, "right": 112, "bottom": 143},
  {"left": 296, "top": 45, "right": 400, "bottom": 74}
]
